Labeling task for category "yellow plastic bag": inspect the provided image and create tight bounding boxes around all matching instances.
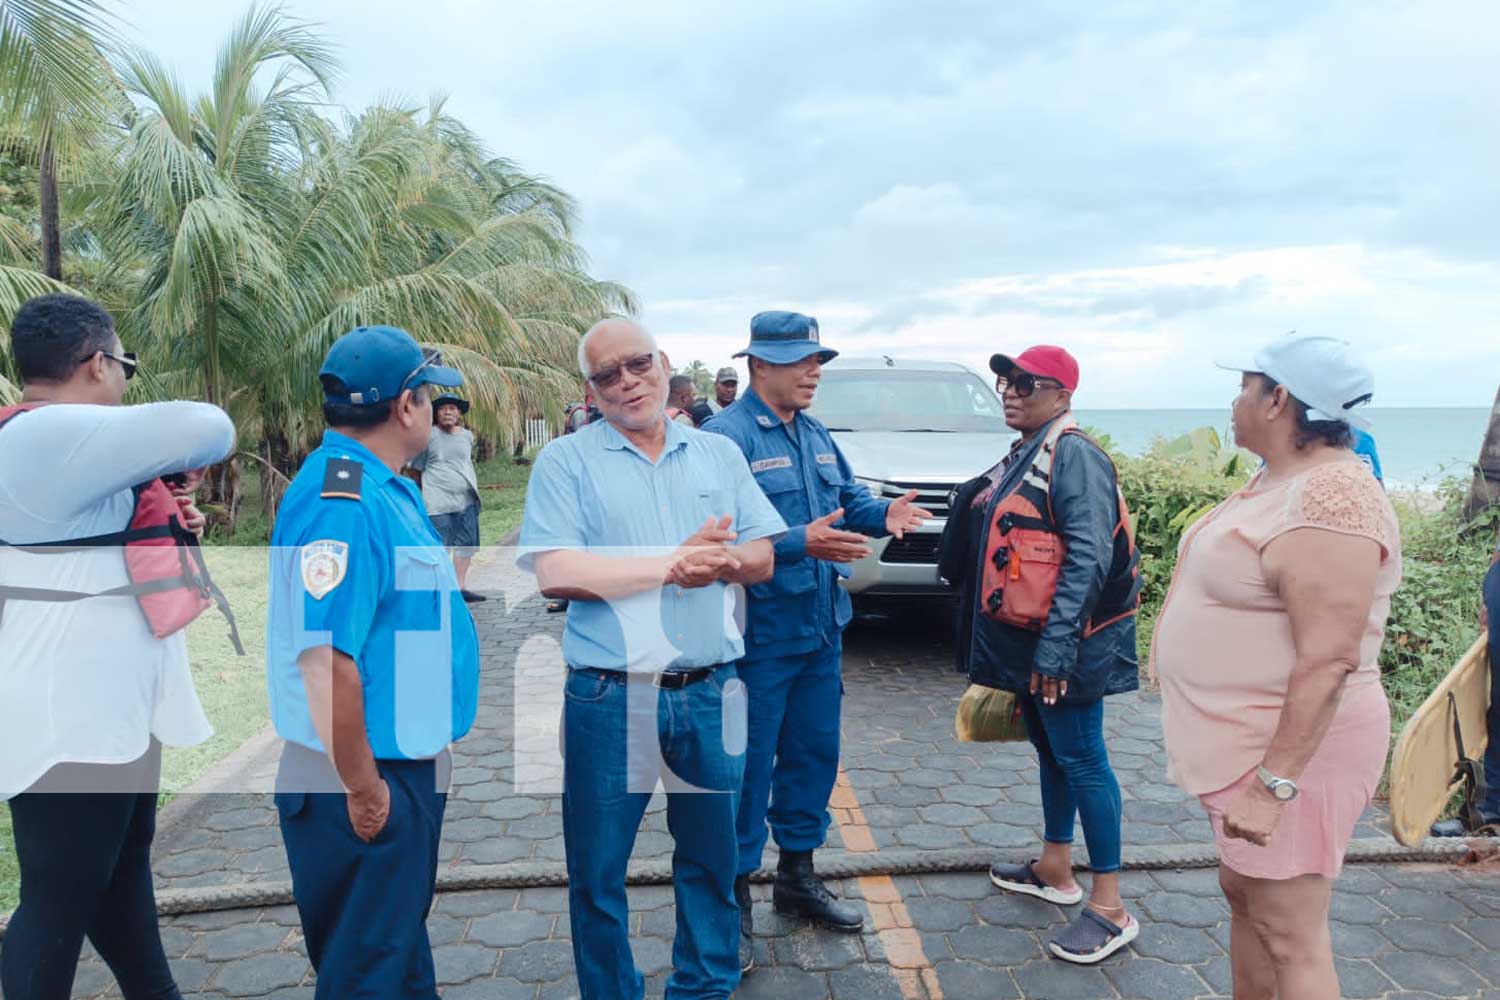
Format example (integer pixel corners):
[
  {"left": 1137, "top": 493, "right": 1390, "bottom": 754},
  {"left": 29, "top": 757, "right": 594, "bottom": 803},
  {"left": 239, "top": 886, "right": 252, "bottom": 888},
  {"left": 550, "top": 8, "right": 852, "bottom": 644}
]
[{"left": 954, "top": 683, "right": 1028, "bottom": 743}]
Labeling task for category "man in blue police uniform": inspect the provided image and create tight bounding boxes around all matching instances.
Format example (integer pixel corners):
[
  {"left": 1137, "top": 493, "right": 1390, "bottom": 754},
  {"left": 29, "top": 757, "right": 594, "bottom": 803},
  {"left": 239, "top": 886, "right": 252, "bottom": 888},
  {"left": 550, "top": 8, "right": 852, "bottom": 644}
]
[
  {"left": 704, "top": 311, "right": 930, "bottom": 950},
  {"left": 267, "top": 325, "right": 481, "bottom": 999},
  {"left": 518, "top": 317, "right": 786, "bottom": 998}
]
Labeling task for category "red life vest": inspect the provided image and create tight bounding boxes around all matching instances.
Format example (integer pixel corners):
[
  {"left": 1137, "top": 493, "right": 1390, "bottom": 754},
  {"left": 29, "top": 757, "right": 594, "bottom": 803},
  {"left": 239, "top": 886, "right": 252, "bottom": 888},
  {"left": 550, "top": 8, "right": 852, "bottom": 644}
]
[
  {"left": 0, "top": 403, "right": 243, "bottom": 653},
  {"left": 980, "top": 415, "right": 1140, "bottom": 636}
]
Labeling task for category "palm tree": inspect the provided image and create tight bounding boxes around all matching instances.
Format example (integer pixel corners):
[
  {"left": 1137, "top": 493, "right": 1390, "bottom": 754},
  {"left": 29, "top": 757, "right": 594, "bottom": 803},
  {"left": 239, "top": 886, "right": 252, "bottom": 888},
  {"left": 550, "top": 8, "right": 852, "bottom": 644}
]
[
  {"left": 0, "top": 0, "right": 121, "bottom": 281},
  {"left": 102, "top": 6, "right": 633, "bottom": 521},
  {"left": 680, "top": 359, "right": 713, "bottom": 397}
]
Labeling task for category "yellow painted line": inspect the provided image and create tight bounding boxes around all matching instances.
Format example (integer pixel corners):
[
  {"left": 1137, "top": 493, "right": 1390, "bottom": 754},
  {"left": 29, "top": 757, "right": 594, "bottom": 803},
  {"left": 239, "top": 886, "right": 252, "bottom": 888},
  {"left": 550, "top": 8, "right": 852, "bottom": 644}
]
[{"left": 832, "top": 768, "right": 944, "bottom": 1000}]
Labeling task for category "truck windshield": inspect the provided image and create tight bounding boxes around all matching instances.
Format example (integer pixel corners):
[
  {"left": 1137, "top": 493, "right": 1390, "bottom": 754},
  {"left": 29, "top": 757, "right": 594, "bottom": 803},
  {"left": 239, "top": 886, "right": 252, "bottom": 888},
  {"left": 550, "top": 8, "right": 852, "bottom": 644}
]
[{"left": 810, "top": 369, "right": 1008, "bottom": 433}]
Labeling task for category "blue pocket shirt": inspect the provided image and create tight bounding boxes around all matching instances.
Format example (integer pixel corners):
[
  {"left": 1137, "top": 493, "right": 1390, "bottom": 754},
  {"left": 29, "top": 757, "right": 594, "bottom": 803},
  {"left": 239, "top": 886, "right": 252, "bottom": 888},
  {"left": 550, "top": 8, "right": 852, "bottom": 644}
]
[{"left": 267, "top": 431, "right": 480, "bottom": 760}]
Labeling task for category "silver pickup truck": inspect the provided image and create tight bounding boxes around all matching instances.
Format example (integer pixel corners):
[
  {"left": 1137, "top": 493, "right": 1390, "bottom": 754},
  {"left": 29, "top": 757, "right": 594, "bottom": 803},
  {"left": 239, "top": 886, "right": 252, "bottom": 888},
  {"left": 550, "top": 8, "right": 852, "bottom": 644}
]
[{"left": 808, "top": 356, "right": 1017, "bottom": 596}]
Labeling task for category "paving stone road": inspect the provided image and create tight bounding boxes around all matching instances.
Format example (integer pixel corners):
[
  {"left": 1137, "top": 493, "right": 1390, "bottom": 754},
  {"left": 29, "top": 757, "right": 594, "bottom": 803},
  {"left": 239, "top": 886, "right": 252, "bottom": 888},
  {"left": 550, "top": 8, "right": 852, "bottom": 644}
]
[{"left": 54, "top": 556, "right": 1500, "bottom": 999}]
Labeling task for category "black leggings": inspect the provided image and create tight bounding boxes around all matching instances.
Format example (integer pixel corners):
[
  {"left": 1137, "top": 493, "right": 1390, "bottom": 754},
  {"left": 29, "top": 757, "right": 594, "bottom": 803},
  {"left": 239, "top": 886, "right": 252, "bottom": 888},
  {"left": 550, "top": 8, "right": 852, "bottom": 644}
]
[{"left": 1, "top": 744, "right": 182, "bottom": 1000}]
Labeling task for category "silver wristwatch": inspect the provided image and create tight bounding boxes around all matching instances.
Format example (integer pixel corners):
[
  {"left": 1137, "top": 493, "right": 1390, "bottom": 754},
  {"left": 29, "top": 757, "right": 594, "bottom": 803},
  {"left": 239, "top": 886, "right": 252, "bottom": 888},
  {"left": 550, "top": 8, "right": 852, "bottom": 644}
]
[{"left": 1256, "top": 766, "right": 1299, "bottom": 801}]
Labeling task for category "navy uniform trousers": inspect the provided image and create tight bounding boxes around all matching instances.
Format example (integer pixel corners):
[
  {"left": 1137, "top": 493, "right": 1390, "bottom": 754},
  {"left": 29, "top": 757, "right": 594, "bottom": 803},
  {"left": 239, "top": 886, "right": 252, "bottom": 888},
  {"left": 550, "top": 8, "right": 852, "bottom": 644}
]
[
  {"left": 736, "top": 638, "right": 844, "bottom": 875},
  {"left": 275, "top": 743, "right": 448, "bottom": 999}
]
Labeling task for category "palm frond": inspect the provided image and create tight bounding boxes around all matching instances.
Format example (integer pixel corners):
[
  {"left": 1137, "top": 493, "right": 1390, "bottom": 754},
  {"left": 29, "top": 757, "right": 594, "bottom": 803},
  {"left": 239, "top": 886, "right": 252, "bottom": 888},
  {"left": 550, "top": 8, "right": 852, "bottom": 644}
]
[
  {"left": 0, "top": 0, "right": 121, "bottom": 165},
  {"left": 0, "top": 213, "right": 37, "bottom": 264},
  {"left": 0, "top": 261, "right": 72, "bottom": 318}
]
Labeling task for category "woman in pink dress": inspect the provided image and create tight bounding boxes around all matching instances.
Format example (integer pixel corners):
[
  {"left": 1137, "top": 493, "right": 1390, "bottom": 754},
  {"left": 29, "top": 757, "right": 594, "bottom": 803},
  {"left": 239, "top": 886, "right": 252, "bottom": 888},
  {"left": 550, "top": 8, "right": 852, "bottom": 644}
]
[{"left": 1152, "top": 334, "right": 1400, "bottom": 1000}]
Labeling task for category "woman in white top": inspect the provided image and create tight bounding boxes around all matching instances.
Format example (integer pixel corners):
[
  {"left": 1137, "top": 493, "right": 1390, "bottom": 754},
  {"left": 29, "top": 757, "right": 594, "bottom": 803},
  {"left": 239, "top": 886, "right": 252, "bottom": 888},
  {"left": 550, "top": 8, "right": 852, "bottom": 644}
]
[{"left": 0, "top": 294, "right": 234, "bottom": 999}]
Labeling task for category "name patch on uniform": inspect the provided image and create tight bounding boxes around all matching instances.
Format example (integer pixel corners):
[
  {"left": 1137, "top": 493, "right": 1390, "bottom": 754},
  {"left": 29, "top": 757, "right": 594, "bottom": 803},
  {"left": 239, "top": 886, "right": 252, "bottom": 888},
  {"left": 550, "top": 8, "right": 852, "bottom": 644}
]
[
  {"left": 751, "top": 456, "right": 794, "bottom": 473},
  {"left": 815, "top": 453, "right": 838, "bottom": 465},
  {"left": 301, "top": 540, "right": 349, "bottom": 600}
]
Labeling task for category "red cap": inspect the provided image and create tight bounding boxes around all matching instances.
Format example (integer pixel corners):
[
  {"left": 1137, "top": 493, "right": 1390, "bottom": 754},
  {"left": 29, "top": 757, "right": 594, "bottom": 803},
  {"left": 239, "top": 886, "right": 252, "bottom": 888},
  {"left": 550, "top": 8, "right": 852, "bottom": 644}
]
[{"left": 989, "top": 345, "right": 1080, "bottom": 392}]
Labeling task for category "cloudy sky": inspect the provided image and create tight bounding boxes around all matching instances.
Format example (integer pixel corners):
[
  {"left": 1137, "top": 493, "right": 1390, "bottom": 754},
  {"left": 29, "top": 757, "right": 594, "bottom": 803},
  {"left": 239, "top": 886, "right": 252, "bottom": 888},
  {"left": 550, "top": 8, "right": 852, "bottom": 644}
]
[{"left": 130, "top": 0, "right": 1500, "bottom": 407}]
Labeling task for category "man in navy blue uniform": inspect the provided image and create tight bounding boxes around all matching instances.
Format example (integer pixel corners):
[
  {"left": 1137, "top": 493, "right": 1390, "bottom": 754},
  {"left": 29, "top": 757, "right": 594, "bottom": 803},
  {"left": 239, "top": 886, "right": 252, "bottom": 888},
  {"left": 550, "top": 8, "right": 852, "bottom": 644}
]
[
  {"left": 267, "top": 325, "right": 481, "bottom": 999},
  {"left": 704, "top": 311, "right": 930, "bottom": 955}
]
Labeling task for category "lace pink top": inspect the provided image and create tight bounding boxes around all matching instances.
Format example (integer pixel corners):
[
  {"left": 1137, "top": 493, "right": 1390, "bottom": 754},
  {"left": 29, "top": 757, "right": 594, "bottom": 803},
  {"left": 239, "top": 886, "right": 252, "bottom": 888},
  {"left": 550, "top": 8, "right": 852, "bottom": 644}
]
[{"left": 1151, "top": 458, "right": 1402, "bottom": 795}]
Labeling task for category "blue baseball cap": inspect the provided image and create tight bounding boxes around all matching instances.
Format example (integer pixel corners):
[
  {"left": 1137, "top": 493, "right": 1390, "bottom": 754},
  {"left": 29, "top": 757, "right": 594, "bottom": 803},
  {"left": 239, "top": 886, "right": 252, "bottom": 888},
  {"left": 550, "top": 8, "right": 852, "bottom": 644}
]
[
  {"left": 733, "top": 310, "right": 839, "bottom": 365},
  {"left": 319, "top": 325, "right": 463, "bottom": 406}
]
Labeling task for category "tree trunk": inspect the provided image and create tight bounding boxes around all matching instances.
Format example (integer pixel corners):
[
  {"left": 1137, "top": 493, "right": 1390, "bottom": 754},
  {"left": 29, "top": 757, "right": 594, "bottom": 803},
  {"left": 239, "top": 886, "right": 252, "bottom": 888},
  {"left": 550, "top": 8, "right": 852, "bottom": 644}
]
[
  {"left": 38, "top": 139, "right": 62, "bottom": 281},
  {"left": 1464, "top": 382, "right": 1500, "bottom": 519}
]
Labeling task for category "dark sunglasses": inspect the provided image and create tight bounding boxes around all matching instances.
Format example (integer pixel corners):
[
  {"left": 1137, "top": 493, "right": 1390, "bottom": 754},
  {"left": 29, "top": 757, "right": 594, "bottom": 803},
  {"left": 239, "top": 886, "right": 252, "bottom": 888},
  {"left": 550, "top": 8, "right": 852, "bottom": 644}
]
[
  {"left": 995, "top": 372, "right": 1062, "bottom": 398},
  {"left": 81, "top": 350, "right": 138, "bottom": 380},
  {"left": 588, "top": 351, "right": 657, "bottom": 389}
]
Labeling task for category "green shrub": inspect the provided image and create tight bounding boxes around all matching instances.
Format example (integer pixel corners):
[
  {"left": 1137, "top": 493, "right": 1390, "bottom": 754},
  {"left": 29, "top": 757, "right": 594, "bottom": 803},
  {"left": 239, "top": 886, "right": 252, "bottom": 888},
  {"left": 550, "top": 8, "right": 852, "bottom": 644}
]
[{"left": 1092, "top": 427, "right": 1253, "bottom": 663}]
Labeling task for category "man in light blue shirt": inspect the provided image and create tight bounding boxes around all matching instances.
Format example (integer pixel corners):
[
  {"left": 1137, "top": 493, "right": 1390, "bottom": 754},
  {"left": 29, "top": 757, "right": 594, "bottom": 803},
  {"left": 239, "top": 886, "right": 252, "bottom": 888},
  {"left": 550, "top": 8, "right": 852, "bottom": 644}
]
[
  {"left": 267, "top": 325, "right": 480, "bottom": 999},
  {"left": 518, "top": 318, "right": 784, "bottom": 999}
]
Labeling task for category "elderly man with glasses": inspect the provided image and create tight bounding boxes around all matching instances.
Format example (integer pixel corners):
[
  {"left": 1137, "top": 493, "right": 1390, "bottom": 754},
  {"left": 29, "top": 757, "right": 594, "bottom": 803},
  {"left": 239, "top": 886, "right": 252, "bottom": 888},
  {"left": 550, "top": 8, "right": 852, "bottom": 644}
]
[{"left": 517, "top": 317, "right": 786, "bottom": 999}]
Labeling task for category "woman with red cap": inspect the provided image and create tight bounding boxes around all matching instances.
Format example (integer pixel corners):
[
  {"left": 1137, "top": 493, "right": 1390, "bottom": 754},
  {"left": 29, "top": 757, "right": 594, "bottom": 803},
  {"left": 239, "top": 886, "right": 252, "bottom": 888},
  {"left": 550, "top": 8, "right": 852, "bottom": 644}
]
[{"left": 939, "top": 344, "right": 1144, "bottom": 964}]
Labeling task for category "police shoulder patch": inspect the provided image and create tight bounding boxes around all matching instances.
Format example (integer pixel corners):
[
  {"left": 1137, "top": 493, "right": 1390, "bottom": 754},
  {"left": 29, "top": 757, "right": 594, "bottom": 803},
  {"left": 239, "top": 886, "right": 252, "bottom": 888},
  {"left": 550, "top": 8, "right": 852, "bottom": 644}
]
[
  {"left": 301, "top": 540, "right": 349, "bottom": 600},
  {"left": 321, "top": 458, "right": 363, "bottom": 500},
  {"left": 751, "top": 456, "right": 794, "bottom": 473}
]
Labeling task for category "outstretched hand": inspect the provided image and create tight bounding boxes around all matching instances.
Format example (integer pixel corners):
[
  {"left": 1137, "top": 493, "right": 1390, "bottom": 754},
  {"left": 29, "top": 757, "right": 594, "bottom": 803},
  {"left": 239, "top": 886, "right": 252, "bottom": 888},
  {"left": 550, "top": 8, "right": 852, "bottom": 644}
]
[
  {"left": 804, "top": 508, "right": 873, "bottom": 564},
  {"left": 885, "top": 489, "right": 932, "bottom": 540}
]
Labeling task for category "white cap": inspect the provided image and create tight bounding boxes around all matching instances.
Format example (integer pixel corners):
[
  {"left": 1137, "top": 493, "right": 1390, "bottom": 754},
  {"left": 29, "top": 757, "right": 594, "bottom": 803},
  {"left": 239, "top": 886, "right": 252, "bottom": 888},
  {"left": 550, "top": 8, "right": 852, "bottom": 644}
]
[{"left": 1216, "top": 333, "right": 1374, "bottom": 430}]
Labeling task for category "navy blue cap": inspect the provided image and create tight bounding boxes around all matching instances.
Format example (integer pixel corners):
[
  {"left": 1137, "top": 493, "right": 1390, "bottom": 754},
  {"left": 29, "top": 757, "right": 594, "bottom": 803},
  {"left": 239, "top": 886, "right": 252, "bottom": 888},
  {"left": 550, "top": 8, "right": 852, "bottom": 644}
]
[
  {"left": 432, "top": 392, "right": 470, "bottom": 414},
  {"left": 734, "top": 310, "right": 839, "bottom": 365},
  {"left": 319, "top": 325, "right": 463, "bottom": 405}
]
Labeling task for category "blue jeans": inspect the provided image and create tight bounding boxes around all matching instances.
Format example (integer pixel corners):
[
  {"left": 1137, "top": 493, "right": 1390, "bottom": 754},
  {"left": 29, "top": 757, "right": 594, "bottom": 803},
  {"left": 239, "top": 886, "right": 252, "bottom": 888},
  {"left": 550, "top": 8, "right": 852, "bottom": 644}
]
[
  {"left": 561, "top": 666, "right": 747, "bottom": 1000},
  {"left": 1482, "top": 563, "right": 1500, "bottom": 815},
  {"left": 735, "top": 640, "right": 843, "bottom": 875},
  {"left": 1017, "top": 693, "right": 1123, "bottom": 874}
]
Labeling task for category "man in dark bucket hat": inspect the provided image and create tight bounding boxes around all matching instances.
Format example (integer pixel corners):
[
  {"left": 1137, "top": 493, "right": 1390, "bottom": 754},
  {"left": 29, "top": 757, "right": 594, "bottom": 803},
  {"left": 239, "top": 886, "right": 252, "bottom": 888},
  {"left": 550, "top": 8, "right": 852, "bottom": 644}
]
[
  {"left": 705, "top": 311, "right": 930, "bottom": 971},
  {"left": 409, "top": 392, "right": 486, "bottom": 603}
]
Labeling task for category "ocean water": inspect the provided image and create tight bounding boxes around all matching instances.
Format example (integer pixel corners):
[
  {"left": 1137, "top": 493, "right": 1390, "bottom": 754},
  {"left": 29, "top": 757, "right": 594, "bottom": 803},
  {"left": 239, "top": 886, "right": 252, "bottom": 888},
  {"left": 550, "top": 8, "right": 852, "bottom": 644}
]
[{"left": 1073, "top": 408, "right": 1492, "bottom": 490}]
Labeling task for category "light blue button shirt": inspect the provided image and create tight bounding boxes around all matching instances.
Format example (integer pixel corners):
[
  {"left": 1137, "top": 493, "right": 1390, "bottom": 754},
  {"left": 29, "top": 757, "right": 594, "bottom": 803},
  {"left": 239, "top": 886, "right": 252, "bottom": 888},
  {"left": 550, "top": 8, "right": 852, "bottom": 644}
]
[
  {"left": 267, "top": 431, "right": 481, "bottom": 760},
  {"left": 518, "top": 418, "right": 786, "bottom": 672}
]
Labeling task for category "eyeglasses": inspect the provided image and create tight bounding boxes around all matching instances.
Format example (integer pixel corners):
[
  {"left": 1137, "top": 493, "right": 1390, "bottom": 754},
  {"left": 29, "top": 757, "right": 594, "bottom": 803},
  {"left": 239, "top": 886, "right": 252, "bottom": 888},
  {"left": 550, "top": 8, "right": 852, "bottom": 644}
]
[
  {"left": 995, "top": 372, "right": 1062, "bottom": 398},
  {"left": 588, "top": 351, "right": 658, "bottom": 389},
  {"left": 81, "top": 350, "right": 138, "bottom": 380},
  {"left": 398, "top": 348, "right": 443, "bottom": 397}
]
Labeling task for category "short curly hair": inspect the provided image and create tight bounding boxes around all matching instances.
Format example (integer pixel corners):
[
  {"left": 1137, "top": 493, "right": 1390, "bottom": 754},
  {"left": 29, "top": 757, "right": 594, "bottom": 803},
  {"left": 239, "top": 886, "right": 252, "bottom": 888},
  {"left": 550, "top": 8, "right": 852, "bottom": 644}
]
[{"left": 9, "top": 294, "right": 117, "bottom": 383}]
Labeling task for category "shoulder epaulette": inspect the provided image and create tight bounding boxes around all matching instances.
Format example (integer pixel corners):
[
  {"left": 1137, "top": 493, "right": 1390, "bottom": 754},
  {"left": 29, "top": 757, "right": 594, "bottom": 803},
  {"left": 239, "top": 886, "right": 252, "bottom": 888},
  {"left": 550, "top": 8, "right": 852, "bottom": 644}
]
[{"left": 321, "top": 458, "right": 364, "bottom": 500}]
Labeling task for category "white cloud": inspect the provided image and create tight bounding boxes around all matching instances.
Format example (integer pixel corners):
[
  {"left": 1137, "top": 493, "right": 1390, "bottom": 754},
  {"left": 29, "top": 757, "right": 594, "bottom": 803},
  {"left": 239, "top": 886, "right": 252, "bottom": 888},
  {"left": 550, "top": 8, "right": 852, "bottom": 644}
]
[{"left": 125, "top": 0, "right": 1500, "bottom": 406}]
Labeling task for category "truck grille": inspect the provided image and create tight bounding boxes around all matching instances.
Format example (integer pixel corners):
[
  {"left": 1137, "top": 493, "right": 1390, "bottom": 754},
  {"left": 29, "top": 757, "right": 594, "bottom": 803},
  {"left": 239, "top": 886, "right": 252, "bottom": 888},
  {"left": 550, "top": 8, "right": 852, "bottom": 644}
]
[
  {"left": 880, "top": 533, "right": 942, "bottom": 564},
  {"left": 870, "top": 481, "right": 954, "bottom": 519}
]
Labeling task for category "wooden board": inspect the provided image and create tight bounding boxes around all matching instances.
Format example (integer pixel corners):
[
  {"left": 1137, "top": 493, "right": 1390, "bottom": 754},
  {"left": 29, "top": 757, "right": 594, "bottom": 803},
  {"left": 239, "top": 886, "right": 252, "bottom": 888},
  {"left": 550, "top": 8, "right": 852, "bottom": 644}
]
[{"left": 1388, "top": 634, "right": 1492, "bottom": 846}]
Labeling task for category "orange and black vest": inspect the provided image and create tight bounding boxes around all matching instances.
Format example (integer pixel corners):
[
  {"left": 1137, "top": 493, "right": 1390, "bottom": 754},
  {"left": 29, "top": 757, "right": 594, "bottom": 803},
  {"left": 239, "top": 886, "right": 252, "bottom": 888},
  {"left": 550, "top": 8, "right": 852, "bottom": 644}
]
[
  {"left": 980, "top": 415, "right": 1140, "bottom": 635},
  {"left": 0, "top": 403, "right": 243, "bottom": 653}
]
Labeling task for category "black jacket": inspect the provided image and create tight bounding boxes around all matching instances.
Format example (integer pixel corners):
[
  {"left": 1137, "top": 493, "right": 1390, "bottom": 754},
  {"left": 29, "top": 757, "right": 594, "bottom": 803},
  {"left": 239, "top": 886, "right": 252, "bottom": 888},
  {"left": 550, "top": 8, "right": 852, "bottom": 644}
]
[{"left": 939, "top": 415, "right": 1140, "bottom": 701}]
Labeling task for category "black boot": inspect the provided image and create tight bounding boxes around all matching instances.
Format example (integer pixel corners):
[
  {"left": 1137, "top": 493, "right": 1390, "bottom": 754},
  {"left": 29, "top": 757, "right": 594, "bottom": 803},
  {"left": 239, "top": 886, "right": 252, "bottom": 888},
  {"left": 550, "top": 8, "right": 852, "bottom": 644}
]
[
  {"left": 773, "top": 851, "right": 864, "bottom": 933},
  {"left": 734, "top": 874, "right": 755, "bottom": 974}
]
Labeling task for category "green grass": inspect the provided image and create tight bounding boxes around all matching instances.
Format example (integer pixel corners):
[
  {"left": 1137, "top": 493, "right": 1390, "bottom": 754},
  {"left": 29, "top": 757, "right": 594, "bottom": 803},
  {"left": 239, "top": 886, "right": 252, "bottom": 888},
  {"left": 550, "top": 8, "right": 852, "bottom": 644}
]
[
  {"left": 476, "top": 453, "right": 533, "bottom": 545},
  {"left": 2, "top": 459, "right": 532, "bottom": 914}
]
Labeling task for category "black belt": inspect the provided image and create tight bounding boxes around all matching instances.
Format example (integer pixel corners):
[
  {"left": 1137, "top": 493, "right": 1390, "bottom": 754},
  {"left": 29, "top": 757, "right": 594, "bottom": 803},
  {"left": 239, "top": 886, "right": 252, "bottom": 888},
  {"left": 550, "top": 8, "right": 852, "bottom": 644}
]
[{"left": 573, "top": 665, "right": 717, "bottom": 690}]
